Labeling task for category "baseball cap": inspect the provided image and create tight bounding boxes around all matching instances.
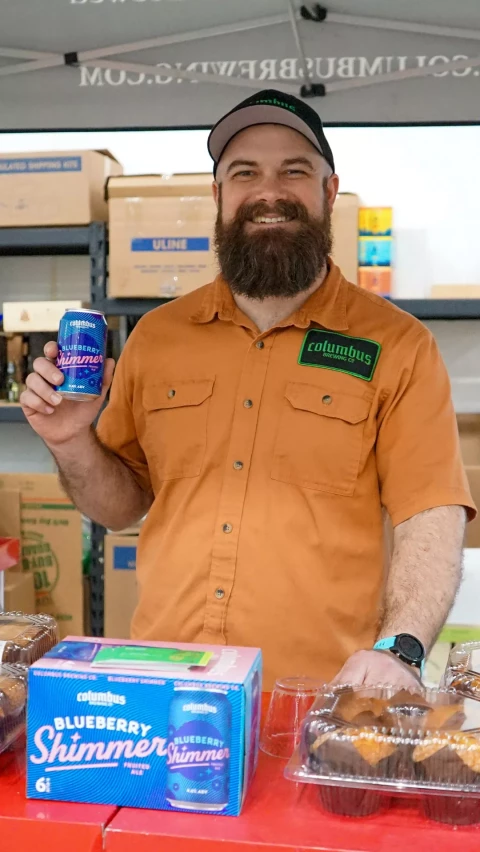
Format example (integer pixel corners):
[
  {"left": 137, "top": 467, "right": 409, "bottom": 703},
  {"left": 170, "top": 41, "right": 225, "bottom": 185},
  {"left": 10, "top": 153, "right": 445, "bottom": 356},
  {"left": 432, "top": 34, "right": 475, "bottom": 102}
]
[{"left": 208, "top": 89, "right": 335, "bottom": 177}]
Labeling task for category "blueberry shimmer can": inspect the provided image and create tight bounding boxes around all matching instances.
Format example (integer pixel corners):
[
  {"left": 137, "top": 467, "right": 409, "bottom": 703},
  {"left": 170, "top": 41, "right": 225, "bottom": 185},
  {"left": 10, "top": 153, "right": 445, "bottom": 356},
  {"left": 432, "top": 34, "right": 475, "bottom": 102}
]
[
  {"left": 56, "top": 309, "right": 107, "bottom": 401},
  {"left": 166, "top": 686, "right": 231, "bottom": 812}
]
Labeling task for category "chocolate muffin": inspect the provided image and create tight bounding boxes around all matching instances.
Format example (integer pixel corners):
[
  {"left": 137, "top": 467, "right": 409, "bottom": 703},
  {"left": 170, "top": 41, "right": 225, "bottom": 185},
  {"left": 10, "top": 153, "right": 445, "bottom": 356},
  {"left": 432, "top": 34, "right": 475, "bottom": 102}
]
[
  {"left": 413, "top": 734, "right": 480, "bottom": 825},
  {"left": 304, "top": 687, "right": 467, "bottom": 818},
  {"left": 305, "top": 691, "right": 401, "bottom": 817}
]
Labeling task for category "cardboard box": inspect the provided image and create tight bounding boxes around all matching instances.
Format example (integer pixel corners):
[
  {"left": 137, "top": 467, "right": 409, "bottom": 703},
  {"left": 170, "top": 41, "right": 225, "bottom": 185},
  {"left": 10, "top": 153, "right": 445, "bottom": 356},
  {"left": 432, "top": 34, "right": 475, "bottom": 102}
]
[
  {"left": 104, "top": 534, "right": 138, "bottom": 639},
  {"left": 0, "top": 150, "right": 122, "bottom": 227},
  {"left": 466, "top": 467, "right": 480, "bottom": 547},
  {"left": 107, "top": 174, "right": 218, "bottom": 298},
  {"left": 2, "top": 300, "right": 87, "bottom": 333},
  {"left": 331, "top": 192, "right": 359, "bottom": 285},
  {"left": 27, "top": 636, "right": 262, "bottom": 816},
  {"left": 358, "top": 207, "right": 392, "bottom": 237},
  {"left": 458, "top": 415, "right": 480, "bottom": 466},
  {"left": 0, "top": 474, "right": 83, "bottom": 637},
  {"left": 431, "top": 285, "right": 480, "bottom": 299},
  {"left": 358, "top": 266, "right": 392, "bottom": 295},
  {"left": 4, "top": 569, "right": 36, "bottom": 614}
]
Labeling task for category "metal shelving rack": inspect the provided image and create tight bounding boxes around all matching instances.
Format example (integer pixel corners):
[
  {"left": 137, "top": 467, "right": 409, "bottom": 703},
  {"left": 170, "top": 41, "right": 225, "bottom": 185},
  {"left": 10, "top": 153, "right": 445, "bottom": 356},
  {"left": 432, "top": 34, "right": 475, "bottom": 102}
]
[
  {"left": 2, "top": 222, "right": 480, "bottom": 635},
  {"left": 0, "top": 223, "right": 113, "bottom": 635}
]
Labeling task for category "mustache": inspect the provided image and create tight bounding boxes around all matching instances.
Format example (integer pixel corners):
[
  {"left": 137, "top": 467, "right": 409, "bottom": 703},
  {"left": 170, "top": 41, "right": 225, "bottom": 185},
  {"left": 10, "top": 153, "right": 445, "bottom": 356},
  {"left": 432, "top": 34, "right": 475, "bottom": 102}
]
[{"left": 233, "top": 198, "right": 311, "bottom": 226}]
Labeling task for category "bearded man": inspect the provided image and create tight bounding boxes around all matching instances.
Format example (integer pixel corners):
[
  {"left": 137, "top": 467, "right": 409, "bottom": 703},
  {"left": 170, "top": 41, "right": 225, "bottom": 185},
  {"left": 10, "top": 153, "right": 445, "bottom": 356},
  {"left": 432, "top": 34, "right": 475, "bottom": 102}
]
[{"left": 22, "top": 90, "right": 475, "bottom": 689}]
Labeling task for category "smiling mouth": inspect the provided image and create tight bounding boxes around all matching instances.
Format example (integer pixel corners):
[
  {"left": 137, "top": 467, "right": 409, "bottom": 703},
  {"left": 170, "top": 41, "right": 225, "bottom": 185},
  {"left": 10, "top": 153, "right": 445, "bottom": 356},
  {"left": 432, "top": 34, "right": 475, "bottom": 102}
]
[{"left": 249, "top": 215, "right": 296, "bottom": 225}]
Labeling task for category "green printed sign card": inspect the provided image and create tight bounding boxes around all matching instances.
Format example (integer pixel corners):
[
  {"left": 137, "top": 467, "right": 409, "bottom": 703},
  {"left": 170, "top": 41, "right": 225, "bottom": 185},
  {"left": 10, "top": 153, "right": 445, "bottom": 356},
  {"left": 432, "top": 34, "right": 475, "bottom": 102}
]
[
  {"left": 299, "top": 330, "right": 381, "bottom": 382},
  {"left": 91, "top": 645, "right": 213, "bottom": 670}
]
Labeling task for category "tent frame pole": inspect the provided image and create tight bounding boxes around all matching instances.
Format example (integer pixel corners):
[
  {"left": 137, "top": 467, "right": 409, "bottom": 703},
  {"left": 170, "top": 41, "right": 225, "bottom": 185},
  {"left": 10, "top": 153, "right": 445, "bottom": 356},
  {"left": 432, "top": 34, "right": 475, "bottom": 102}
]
[{"left": 1, "top": 7, "right": 480, "bottom": 95}]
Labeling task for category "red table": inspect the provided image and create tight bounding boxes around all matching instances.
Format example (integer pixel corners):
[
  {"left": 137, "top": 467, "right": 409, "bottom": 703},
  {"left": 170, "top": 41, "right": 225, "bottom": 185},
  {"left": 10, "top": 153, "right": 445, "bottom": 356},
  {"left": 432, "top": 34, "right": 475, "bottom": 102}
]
[
  {"left": 105, "top": 749, "right": 480, "bottom": 852},
  {"left": 0, "top": 737, "right": 118, "bottom": 852}
]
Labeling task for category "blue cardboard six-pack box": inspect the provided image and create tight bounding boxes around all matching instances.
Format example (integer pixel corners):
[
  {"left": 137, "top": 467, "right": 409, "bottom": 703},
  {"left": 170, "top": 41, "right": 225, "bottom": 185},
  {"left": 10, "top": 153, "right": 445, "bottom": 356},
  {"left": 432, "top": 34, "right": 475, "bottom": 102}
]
[{"left": 26, "top": 637, "right": 262, "bottom": 816}]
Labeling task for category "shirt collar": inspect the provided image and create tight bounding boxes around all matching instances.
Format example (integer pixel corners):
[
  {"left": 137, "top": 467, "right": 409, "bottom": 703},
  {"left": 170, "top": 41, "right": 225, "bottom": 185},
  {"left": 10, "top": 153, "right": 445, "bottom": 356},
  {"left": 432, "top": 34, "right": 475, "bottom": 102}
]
[{"left": 189, "top": 260, "right": 349, "bottom": 332}]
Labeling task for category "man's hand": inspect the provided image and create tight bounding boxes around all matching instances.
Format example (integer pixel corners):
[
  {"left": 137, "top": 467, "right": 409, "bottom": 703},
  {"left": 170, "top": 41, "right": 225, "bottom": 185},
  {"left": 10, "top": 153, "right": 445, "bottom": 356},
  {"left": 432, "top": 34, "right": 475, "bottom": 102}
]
[
  {"left": 330, "top": 650, "right": 423, "bottom": 692},
  {"left": 20, "top": 341, "right": 115, "bottom": 448}
]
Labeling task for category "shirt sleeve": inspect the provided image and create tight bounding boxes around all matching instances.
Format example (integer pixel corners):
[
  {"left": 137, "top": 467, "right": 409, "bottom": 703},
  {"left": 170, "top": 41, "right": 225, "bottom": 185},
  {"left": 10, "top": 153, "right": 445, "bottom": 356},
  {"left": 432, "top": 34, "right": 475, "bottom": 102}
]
[
  {"left": 96, "top": 336, "right": 152, "bottom": 495},
  {"left": 376, "top": 327, "right": 477, "bottom": 527}
]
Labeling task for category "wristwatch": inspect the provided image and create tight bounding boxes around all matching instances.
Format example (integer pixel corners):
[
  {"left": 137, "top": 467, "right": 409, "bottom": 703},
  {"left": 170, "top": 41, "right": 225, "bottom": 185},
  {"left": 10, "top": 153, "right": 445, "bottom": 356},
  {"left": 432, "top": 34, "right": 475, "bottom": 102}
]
[{"left": 373, "top": 634, "right": 426, "bottom": 672}]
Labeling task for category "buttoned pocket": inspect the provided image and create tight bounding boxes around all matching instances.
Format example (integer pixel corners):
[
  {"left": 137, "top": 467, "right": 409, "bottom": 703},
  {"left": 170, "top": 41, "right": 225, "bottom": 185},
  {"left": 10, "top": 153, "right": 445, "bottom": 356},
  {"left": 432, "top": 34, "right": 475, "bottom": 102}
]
[
  {"left": 142, "top": 378, "right": 214, "bottom": 480},
  {"left": 271, "top": 382, "right": 371, "bottom": 495}
]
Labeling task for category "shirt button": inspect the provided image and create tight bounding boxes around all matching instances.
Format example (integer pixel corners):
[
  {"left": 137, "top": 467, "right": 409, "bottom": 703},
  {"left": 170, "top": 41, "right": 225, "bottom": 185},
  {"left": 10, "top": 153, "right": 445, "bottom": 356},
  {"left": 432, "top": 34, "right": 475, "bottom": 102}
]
[
  {"left": 243, "top": 399, "right": 253, "bottom": 409},
  {"left": 256, "top": 341, "right": 265, "bottom": 349},
  {"left": 215, "top": 588, "right": 225, "bottom": 600},
  {"left": 222, "top": 523, "right": 233, "bottom": 534},
  {"left": 233, "top": 461, "right": 244, "bottom": 471},
  {"left": 322, "top": 395, "right": 332, "bottom": 405},
  {"left": 167, "top": 389, "right": 176, "bottom": 399}
]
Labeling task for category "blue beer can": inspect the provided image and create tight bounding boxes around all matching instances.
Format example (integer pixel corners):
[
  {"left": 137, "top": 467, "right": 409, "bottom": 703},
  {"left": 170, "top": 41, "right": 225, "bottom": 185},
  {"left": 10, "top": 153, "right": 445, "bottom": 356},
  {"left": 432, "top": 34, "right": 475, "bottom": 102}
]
[
  {"left": 166, "top": 687, "right": 231, "bottom": 812},
  {"left": 56, "top": 309, "right": 107, "bottom": 401}
]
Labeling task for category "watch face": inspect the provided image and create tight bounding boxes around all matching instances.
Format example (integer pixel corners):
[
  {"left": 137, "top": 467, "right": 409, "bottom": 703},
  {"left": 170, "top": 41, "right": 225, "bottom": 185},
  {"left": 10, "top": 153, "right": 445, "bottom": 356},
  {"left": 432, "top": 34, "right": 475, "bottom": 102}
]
[{"left": 396, "top": 634, "right": 424, "bottom": 663}]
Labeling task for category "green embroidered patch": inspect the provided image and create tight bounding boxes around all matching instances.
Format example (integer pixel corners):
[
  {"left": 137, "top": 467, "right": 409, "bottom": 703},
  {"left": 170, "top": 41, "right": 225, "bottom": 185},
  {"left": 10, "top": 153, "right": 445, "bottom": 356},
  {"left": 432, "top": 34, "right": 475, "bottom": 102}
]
[{"left": 298, "top": 330, "right": 381, "bottom": 382}]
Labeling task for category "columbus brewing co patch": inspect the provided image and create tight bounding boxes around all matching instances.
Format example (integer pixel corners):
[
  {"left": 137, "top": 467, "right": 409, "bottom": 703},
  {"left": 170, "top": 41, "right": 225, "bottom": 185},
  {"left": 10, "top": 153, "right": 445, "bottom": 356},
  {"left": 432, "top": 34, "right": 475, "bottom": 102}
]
[{"left": 298, "top": 330, "right": 381, "bottom": 382}]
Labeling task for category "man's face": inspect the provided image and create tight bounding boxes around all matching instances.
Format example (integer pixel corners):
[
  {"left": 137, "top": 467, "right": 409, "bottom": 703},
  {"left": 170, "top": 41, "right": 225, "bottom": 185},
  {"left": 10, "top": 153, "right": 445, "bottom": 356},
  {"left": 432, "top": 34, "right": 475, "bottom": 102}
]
[{"left": 213, "top": 124, "right": 339, "bottom": 300}]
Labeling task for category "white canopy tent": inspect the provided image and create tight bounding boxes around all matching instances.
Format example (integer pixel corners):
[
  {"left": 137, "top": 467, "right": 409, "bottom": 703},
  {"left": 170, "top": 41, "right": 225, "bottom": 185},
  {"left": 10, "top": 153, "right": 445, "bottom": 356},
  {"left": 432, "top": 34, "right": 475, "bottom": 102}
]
[{"left": 1, "top": 0, "right": 480, "bottom": 130}]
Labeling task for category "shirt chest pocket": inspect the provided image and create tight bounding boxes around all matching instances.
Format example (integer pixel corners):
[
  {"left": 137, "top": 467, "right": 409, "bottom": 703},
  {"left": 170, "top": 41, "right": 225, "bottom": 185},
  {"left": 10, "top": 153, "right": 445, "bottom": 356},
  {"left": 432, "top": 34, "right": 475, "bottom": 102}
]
[
  {"left": 142, "top": 378, "right": 214, "bottom": 481},
  {"left": 271, "top": 381, "right": 371, "bottom": 496}
]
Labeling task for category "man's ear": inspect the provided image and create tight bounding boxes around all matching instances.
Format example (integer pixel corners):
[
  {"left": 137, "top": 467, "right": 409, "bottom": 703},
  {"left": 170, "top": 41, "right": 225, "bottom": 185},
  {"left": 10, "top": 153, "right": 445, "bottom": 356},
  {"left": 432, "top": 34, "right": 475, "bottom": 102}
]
[
  {"left": 212, "top": 181, "right": 219, "bottom": 208},
  {"left": 326, "top": 173, "right": 339, "bottom": 211}
]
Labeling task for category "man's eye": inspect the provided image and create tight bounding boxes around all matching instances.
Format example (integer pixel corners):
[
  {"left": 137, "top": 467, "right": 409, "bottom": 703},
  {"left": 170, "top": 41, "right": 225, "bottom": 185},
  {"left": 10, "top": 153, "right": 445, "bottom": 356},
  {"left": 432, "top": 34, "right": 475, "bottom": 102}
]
[
  {"left": 232, "top": 170, "right": 255, "bottom": 178},
  {"left": 286, "top": 169, "right": 307, "bottom": 176}
]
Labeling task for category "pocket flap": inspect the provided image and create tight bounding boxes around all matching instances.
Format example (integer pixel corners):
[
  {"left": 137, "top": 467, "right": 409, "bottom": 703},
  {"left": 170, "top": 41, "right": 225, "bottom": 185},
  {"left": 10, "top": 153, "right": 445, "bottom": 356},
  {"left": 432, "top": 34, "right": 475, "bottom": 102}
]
[
  {"left": 285, "top": 382, "right": 370, "bottom": 424},
  {"left": 143, "top": 378, "right": 214, "bottom": 412}
]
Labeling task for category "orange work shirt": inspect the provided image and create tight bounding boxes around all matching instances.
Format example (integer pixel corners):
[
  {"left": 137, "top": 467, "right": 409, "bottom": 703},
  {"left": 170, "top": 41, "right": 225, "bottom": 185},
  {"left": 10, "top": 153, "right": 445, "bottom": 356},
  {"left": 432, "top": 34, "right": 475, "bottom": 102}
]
[{"left": 97, "top": 262, "right": 476, "bottom": 688}]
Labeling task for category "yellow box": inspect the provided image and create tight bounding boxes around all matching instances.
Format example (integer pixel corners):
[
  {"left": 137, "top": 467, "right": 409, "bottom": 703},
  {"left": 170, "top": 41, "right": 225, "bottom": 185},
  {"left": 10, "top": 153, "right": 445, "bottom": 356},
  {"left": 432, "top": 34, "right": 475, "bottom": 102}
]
[{"left": 359, "top": 207, "right": 392, "bottom": 236}]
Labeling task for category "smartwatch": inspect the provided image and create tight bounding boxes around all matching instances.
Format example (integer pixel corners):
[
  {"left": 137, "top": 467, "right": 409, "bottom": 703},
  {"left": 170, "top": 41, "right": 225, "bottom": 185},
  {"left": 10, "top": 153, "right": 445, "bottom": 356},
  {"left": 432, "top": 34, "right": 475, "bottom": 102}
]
[{"left": 373, "top": 634, "right": 426, "bottom": 673}]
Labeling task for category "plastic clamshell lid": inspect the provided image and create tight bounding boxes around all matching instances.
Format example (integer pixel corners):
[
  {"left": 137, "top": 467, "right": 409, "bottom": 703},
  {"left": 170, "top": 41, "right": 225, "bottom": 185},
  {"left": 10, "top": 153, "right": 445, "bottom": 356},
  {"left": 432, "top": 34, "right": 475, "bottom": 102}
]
[
  {"left": 0, "top": 613, "right": 59, "bottom": 666},
  {"left": 444, "top": 641, "right": 480, "bottom": 699},
  {"left": 286, "top": 685, "right": 480, "bottom": 797},
  {"left": 0, "top": 663, "right": 28, "bottom": 756}
]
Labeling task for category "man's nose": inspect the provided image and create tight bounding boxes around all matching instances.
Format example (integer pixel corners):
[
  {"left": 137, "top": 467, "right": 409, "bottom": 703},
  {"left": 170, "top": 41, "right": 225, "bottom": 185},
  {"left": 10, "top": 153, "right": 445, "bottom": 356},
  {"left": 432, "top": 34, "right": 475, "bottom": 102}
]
[{"left": 252, "top": 174, "right": 285, "bottom": 206}]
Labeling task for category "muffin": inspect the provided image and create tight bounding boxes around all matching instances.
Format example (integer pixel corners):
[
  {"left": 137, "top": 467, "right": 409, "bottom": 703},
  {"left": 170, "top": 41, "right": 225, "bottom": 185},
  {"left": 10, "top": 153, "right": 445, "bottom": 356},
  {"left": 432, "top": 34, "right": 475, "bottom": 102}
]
[
  {"left": 413, "top": 733, "right": 480, "bottom": 825},
  {"left": 0, "top": 666, "right": 27, "bottom": 753},
  {"left": 305, "top": 691, "right": 402, "bottom": 817},
  {"left": 0, "top": 613, "right": 58, "bottom": 665},
  {"left": 304, "top": 687, "right": 468, "bottom": 818}
]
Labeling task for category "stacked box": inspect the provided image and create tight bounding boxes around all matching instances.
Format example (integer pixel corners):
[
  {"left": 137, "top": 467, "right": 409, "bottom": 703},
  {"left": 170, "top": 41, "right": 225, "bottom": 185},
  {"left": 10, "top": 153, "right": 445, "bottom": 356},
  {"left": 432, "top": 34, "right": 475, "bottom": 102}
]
[{"left": 358, "top": 207, "right": 392, "bottom": 296}]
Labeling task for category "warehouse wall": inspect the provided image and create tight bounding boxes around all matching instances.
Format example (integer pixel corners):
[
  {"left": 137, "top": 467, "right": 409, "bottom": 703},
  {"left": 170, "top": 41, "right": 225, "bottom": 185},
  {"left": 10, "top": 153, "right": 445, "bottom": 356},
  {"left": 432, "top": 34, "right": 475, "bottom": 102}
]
[
  {"left": 0, "top": 125, "right": 478, "bottom": 470},
  {"left": 1, "top": 124, "right": 479, "bottom": 295}
]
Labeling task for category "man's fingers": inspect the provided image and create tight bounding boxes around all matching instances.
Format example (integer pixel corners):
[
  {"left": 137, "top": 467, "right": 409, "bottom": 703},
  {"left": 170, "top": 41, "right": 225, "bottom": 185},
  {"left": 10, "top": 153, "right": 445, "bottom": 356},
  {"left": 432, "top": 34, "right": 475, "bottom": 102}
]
[
  {"left": 43, "top": 341, "right": 59, "bottom": 361},
  {"left": 20, "top": 389, "right": 55, "bottom": 416},
  {"left": 330, "top": 658, "right": 368, "bottom": 687},
  {"left": 99, "top": 359, "right": 116, "bottom": 403},
  {"left": 25, "top": 372, "right": 63, "bottom": 407}
]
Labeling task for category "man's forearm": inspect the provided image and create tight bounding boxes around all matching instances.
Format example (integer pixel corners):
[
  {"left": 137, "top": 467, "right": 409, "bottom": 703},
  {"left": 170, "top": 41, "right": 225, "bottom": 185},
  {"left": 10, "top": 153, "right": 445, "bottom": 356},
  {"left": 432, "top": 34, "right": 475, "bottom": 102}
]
[
  {"left": 48, "top": 427, "right": 152, "bottom": 530},
  {"left": 379, "top": 505, "right": 466, "bottom": 652}
]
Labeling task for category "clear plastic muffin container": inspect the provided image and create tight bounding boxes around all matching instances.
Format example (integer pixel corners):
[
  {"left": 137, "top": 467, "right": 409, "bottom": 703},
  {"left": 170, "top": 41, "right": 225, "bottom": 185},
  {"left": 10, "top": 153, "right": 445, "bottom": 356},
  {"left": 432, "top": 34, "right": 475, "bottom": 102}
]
[
  {"left": 285, "top": 685, "right": 480, "bottom": 825},
  {"left": 0, "top": 664, "right": 28, "bottom": 755},
  {"left": 444, "top": 641, "right": 480, "bottom": 699},
  {"left": 0, "top": 612, "right": 59, "bottom": 666}
]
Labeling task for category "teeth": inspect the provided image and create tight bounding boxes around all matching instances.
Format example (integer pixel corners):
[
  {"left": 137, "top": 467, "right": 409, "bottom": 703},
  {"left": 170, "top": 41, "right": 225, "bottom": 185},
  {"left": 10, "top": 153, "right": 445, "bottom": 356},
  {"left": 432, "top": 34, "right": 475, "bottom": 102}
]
[{"left": 252, "top": 216, "right": 288, "bottom": 224}]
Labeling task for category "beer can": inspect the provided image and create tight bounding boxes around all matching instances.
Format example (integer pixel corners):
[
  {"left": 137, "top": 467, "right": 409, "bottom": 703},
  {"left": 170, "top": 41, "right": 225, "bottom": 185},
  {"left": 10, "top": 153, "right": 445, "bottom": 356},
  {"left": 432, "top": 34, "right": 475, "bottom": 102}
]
[
  {"left": 56, "top": 309, "right": 107, "bottom": 401},
  {"left": 166, "top": 686, "right": 231, "bottom": 812}
]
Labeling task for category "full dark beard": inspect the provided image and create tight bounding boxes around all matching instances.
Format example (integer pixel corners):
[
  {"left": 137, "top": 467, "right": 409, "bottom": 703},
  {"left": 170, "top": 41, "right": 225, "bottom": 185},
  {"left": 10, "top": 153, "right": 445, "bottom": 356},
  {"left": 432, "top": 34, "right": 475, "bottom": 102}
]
[{"left": 214, "top": 194, "right": 333, "bottom": 300}]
